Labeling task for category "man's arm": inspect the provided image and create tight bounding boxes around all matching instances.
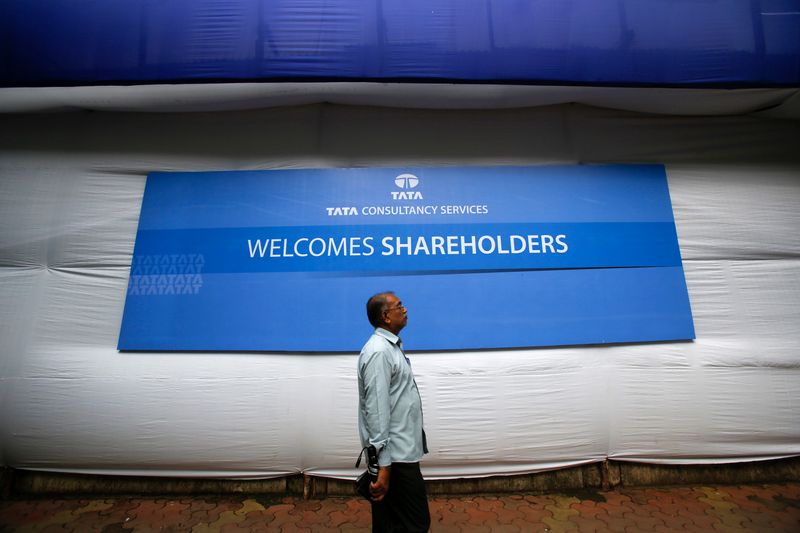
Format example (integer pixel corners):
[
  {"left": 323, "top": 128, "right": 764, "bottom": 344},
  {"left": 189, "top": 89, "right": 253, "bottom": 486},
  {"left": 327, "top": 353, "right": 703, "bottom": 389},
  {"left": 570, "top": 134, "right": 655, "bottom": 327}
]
[
  {"left": 361, "top": 347, "right": 394, "bottom": 466},
  {"left": 361, "top": 348, "right": 394, "bottom": 500}
]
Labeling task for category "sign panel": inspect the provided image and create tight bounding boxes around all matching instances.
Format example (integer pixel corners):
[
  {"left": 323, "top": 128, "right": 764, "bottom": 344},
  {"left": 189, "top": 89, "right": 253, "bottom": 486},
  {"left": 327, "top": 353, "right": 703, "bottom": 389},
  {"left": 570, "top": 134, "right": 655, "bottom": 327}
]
[{"left": 118, "top": 165, "right": 694, "bottom": 351}]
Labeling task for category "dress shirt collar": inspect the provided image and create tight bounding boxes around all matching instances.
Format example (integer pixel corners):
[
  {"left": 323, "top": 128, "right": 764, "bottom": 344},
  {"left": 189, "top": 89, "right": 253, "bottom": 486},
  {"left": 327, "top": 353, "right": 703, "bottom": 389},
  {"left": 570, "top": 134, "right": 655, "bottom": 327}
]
[{"left": 374, "top": 327, "right": 401, "bottom": 346}]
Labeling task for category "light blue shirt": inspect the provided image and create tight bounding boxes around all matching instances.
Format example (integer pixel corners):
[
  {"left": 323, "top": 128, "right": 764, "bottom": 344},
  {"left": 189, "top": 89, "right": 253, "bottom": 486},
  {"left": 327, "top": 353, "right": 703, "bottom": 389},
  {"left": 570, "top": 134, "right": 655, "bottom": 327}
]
[{"left": 358, "top": 328, "right": 428, "bottom": 467}]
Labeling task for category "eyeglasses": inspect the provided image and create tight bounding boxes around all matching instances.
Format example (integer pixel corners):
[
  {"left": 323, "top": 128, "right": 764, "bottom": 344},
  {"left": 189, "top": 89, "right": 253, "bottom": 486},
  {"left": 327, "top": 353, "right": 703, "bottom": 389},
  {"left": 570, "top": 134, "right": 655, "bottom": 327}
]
[{"left": 385, "top": 303, "right": 406, "bottom": 312}]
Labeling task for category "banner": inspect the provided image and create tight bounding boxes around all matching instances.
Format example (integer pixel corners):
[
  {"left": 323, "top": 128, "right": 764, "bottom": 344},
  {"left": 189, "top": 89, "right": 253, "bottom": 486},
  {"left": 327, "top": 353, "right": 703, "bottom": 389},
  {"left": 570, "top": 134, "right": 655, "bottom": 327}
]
[{"left": 118, "top": 165, "right": 694, "bottom": 351}]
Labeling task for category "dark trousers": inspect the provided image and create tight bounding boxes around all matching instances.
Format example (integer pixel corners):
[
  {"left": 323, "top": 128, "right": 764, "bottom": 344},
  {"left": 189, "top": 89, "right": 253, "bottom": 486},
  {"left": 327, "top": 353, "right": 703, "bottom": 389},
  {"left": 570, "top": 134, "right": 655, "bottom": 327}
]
[{"left": 371, "top": 462, "right": 430, "bottom": 533}]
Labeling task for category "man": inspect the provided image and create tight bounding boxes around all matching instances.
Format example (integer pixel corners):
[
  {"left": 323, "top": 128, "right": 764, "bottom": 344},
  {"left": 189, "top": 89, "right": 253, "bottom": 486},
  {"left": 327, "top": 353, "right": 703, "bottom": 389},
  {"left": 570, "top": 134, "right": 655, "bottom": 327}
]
[{"left": 358, "top": 292, "right": 430, "bottom": 532}]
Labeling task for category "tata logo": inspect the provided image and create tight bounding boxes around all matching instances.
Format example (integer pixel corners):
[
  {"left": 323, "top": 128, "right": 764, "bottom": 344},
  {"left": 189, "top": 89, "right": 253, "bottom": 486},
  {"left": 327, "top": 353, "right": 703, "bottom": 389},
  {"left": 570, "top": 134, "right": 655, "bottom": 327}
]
[{"left": 392, "top": 173, "right": 423, "bottom": 200}]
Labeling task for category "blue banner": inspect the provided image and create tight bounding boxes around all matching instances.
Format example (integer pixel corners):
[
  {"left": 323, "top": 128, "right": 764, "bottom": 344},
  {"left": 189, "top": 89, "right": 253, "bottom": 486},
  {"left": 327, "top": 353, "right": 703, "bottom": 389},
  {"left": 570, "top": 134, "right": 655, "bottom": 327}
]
[{"left": 118, "top": 165, "right": 694, "bottom": 351}]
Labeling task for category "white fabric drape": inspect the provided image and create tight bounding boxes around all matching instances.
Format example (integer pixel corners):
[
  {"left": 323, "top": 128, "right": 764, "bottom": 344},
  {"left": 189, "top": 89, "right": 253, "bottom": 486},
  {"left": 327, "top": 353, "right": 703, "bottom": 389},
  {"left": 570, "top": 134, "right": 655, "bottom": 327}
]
[{"left": 1, "top": 103, "right": 798, "bottom": 479}]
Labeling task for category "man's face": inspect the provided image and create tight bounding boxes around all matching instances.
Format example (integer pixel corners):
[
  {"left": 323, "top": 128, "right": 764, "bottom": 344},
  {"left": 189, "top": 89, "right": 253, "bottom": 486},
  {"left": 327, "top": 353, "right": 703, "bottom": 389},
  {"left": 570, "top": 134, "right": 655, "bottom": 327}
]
[{"left": 382, "top": 294, "right": 408, "bottom": 332}]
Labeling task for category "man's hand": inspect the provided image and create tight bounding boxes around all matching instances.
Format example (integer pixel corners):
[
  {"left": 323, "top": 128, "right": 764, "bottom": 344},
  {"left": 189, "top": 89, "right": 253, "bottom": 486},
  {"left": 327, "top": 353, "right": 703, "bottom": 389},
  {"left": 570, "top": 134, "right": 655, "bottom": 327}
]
[{"left": 369, "top": 466, "right": 391, "bottom": 501}]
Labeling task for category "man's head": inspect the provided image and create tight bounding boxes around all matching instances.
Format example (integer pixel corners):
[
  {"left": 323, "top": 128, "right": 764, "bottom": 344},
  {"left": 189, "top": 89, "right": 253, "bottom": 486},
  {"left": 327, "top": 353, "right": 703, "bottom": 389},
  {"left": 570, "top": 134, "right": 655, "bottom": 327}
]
[{"left": 366, "top": 291, "right": 408, "bottom": 334}]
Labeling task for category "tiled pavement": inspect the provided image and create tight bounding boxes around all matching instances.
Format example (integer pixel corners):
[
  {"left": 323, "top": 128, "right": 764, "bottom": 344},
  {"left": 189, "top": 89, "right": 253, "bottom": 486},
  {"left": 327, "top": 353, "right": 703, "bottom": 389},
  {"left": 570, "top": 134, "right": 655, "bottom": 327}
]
[{"left": 1, "top": 483, "right": 799, "bottom": 532}]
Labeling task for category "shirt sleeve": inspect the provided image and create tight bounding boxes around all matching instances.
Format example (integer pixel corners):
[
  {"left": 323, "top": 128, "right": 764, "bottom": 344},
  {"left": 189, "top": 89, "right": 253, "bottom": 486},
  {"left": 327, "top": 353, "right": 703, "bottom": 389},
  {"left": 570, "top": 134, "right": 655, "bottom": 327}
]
[{"left": 361, "top": 346, "right": 394, "bottom": 467}]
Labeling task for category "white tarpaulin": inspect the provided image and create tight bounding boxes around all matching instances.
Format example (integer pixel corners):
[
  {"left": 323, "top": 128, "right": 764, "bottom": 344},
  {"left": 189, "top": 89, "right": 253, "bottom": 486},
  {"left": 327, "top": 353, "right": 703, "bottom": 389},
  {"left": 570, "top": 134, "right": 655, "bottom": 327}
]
[
  {"left": 1, "top": 103, "right": 799, "bottom": 480},
  {"left": 1, "top": 84, "right": 798, "bottom": 118}
]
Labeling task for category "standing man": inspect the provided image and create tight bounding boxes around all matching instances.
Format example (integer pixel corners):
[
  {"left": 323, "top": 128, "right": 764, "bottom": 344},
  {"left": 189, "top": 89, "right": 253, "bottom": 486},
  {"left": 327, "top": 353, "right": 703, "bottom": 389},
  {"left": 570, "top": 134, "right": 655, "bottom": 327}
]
[{"left": 358, "top": 292, "right": 430, "bottom": 532}]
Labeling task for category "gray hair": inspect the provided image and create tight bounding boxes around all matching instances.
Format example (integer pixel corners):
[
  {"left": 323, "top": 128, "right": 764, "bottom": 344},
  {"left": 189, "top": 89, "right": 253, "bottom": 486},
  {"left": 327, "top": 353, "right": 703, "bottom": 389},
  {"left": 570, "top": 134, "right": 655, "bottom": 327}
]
[{"left": 366, "top": 291, "right": 394, "bottom": 328}]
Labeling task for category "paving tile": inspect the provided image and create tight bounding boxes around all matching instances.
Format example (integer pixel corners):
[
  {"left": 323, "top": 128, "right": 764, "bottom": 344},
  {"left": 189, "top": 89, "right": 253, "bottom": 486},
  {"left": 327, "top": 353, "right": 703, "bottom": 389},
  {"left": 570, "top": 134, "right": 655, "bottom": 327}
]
[
  {"left": 776, "top": 482, "right": 800, "bottom": 499},
  {"left": 523, "top": 494, "right": 557, "bottom": 507},
  {"left": 338, "top": 527, "right": 371, "bottom": 533},
  {"left": 427, "top": 497, "right": 449, "bottom": 518},
  {"left": 574, "top": 497, "right": 623, "bottom": 522},
  {"left": 343, "top": 498, "right": 371, "bottom": 528},
  {"left": 514, "top": 500, "right": 554, "bottom": 525},
  {"left": 451, "top": 497, "right": 503, "bottom": 527},
  {"left": 261, "top": 502, "right": 299, "bottom": 531},
  {"left": 189, "top": 499, "right": 244, "bottom": 529},
  {"left": 462, "top": 504, "right": 498, "bottom": 526},
  {"left": 597, "top": 491, "right": 636, "bottom": 514},
  {"left": 289, "top": 500, "right": 323, "bottom": 515},
  {"left": 441, "top": 498, "right": 477, "bottom": 526},
  {"left": 698, "top": 486, "right": 755, "bottom": 531},
  {"left": 186, "top": 499, "right": 217, "bottom": 511},
  {"left": 456, "top": 526, "right": 490, "bottom": 533},
  {"left": 774, "top": 516, "right": 800, "bottom": 533},
  {"left": 595, "top": 515, "right": 629, "bottom": 532},
  {"left": 620, "top": 488, "right": 651, "bottom": 506},
  {"left": 2, "top": 482, "right": 800, "bottom": 532},
  {"left": 97, "top": 499, "right": 139, "bottom": 518},
  {"left": 621, "top": 512, "right": 668, "bottom": 532},
  {"left": 290, "top": 508, "right": 330, "bottom": 529},
  {"left": 120, "top": 499, "right": 195, "bottom": 531},
  {"left": 653, "top": 524, "right": 688, "bottom": 533},
  {"left": 10, "top": 501, "right": 109, "bottom": 532},
  {"left": 317, "top": 498, "right": 349, "bottom": 519},
  {"left": 678, "top": 507, "right": 722, "bottom": 531},
  {"left": 212, "top": 523, "right": 250, "bottom": 533},
  {"left": 100, "top": 522, "right": 131, "bottom": 533},
  {"left": 567, "top": 514, "right": 611, "bottom": 532},
  {"left": 545, "top": 495, "right": 580, "bottom": 519},
  {"left": 327, "top": 509, "right": 359, "bottom": 528},
  {"left": 754, "top": 493, "right": 795, "bottom": 513},
  {"left": 187, "top": 500, "right": 256, "bottom": 533},
  {"left": 0, "top": 500, "right": 80, "bottom": 528},
  {"left": 127, "top": 499, "right": 167, "bottom": 520},
  {"left": 720, "top": 490, "right": 774, "bottom": 514},
  {"left": 0, "top": 501, "right": 44, "bottom": 526},
  {"left": 573, "top": 507, "right": 615, "bottom": 526},
  {"left": 542, "top": 495, "right": 580, "bottom": 533},
  {"left": 709, "top": 521, "right": 750, "bottom": 532},
  {"left": 60, "top": 511, "right": 119, "bottom": 532},
  {"left": 318, "top": 499, "right": 366, "bottom": 529},
  {"left": 647, "top": 509, "right": 693, "bottom": 530},
  {"left": 429, "top": 521, "right": 465, "bottom": 533},
  {"left": 475, "top": 497, "right": 504, "bottom": 514},
  {"left": 39, "top": 524, "right": 71, "bottom": 533},
  {"left": 642, "top": 488, "right": 680, "bottom": 503},
  {"left": 737, "top": 512, "right": 781, "bottom": 532},
  {"left": 646, "top": 500, "right": 696, "bottom": 517},
  {"left": 484, "top": 524, "right": 521, "bottom": 533},
  {"left": 232, "top": 510, "right": 277, "bottom": 531},
  {"left": 509, "top": 518, "right": 549, "bottom": 532},
  {"left": 492, "top": 498, "right": 526, "bottom": 524},
  {"left": 203, "top": 499, "right": 277, "bottom": 532}
]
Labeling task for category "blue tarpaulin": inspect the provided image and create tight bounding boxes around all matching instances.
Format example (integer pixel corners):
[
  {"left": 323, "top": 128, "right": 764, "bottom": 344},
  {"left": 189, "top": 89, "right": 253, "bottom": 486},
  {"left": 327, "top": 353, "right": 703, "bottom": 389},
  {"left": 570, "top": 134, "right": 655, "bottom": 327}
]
[{"left": 1, "top": 0, "right": 798, "bottom": 88}]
